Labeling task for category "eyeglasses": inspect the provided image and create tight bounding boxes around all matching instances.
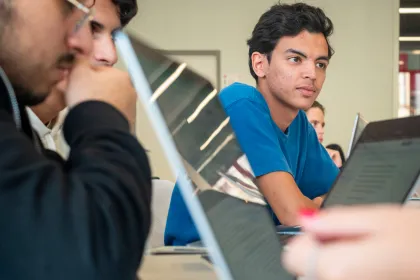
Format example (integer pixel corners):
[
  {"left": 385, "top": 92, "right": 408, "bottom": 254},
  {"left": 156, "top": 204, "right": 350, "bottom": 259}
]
[{"left": 66, "top": 0, "right": 96, "bottom": 33}]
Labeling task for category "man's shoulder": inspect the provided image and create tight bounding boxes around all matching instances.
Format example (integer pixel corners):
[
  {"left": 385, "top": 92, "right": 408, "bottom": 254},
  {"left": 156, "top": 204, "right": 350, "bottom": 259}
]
[{"left": 218, "top": 82, "right": 264, "bottom": 108}]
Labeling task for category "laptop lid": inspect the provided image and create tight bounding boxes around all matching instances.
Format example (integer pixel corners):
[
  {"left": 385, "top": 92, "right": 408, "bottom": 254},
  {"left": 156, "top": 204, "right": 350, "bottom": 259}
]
[
  {"left": 115, "top": 32, "right": 294, "bottom": 280},
  {"left": 323, "top": 115, "right": 420, "bottom": 208},
  {"left": 346, "top": 113, "right": 368, "bottom": 158}
]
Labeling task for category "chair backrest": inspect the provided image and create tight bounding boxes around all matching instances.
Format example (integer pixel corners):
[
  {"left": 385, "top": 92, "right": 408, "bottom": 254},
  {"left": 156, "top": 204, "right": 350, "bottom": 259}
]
[{"left": 146, "top": 179, "right": 175, "bottom": 248}]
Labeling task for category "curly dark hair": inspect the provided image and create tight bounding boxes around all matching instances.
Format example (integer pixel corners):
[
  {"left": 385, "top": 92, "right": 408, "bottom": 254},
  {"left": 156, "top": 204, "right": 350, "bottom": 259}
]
[
  {"left": 112, "top": 0, "right": 138, "bottom": 26},
  {"left": 247, "top": 2, "right": 334, "bottom": 82}
]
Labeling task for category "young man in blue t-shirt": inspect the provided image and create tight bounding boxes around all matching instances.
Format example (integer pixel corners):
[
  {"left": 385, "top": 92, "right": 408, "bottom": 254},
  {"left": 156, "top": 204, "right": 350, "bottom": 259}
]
[{"left": 164, "top": 3, "right": 340, "bottom": 246}]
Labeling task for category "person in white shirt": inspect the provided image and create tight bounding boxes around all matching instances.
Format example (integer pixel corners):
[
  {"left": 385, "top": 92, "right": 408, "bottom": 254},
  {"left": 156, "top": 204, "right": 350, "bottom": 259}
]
[
  {"left": 28, "top": 0, "right": 138, "bottom": 156},
  {"left": 26, "top": 108, "right": 68, "bottom": 154}
]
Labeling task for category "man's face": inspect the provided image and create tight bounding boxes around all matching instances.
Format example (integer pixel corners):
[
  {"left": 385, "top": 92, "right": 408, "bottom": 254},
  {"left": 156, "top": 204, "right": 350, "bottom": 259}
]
[
  {"left": 34, "top": 0, "right": 121, "bottom": 116},
  {"left": 306, "top": 107, "right": 325, "bottom": 143},
  {"left": 261, "top": 30, "right": 329, "bottom": 111},
  {"left": 90, "top": 0, "right": 121, "bottom": 66},
  {"left": 0, "top": 0, "right": 93, "bottom": 106}
]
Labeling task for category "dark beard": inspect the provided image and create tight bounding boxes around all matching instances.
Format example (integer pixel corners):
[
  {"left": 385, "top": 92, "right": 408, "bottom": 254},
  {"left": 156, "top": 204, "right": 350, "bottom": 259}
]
[
  {"left": 12, "top": 84, "right": 48, "bottom": 106},
  {"left": 15, "top": 53, "right": 75, "bottom": 106}
]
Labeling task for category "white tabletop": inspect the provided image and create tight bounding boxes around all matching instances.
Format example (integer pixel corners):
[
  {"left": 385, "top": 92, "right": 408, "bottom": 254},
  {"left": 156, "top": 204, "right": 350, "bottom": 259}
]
[{"left": 138, "top": 254, "right": 217, "bottom": 280}]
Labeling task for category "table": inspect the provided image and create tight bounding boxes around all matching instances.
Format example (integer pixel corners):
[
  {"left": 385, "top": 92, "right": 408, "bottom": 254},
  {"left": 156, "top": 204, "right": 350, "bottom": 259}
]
[
  {"left": 138, "top": 254, "right": 217, "bottom": 280},
  {"left": 138, "top": 200, "right": 420, "bottom": 279}
]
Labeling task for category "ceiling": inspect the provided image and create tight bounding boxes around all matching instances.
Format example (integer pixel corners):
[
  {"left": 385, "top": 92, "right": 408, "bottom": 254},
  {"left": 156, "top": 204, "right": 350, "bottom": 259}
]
[{"left": 400, "top": 0, "right": 420, "bottom": 51}]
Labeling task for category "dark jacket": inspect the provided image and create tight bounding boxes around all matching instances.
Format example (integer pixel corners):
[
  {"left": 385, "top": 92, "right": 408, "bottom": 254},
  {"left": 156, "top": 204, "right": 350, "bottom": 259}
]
[{"left": 0, "top": 76, "right": 152, "bottom": 279}]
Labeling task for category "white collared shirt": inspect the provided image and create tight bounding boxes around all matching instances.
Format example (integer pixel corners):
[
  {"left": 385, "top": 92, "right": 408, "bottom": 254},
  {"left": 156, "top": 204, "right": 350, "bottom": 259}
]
[{"left": 27, "top": 108, "right": 69, "bottom": 158}]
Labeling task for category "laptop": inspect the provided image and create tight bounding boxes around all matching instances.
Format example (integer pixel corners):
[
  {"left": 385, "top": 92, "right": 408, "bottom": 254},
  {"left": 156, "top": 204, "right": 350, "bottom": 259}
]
[
  {"left": 347, "top": 113, "right": 368, "bottom": 157},
  {"left": 115, "top": 31, "right": 420, "bottom": 279},
  {"left": 115, "top": 32, "right": 294, "bottom": 280},
  {"left": 278, "top": 114, "right": 420, "bottom": 236},
  {"left": 322, "top": 115, "right": 420, "bottom": 207}
]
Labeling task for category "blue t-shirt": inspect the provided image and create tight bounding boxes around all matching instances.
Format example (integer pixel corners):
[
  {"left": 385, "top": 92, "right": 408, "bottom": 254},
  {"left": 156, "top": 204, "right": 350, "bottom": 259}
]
[{"left": 164, "top": 83, "right": 339, "bottom": 246}]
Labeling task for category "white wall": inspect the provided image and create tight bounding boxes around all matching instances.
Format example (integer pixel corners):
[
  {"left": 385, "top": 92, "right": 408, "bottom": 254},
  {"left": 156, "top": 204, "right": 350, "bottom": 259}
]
[{"left": 125, "top": 0, "right": 399, "bottom": 180}]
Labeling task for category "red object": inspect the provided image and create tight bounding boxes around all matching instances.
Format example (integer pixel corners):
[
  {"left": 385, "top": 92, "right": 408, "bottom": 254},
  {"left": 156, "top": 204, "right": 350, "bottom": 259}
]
[
  {"left": 299, "top": 208, "right": 318, "bottom": 218},
  {"left": 400, "top": 53, "right": 408, "bottom": 72}
]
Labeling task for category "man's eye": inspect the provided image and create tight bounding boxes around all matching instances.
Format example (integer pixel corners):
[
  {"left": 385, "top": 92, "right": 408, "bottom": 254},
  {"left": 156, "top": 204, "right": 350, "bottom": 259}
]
[
  {"left": 288, "top": 57, "right": 301, "bottom": 63},
  {"left": 90, "top": 22, "right": 101, "bottom": 33},
  {"left": 316, "top": 62, "right": 327, "bottom": 69}
]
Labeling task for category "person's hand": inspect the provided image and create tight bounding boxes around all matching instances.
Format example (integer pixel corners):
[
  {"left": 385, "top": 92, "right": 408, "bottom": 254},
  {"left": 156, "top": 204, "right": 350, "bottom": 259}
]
[
  {"left": 282, "top": 205, "right": 420, "bottom": 280},
  {"left": 312, "top": 195, "right": 325, "bottom": 207},
  {"left": 326, "top": 148, "right": 342, "bottom": 168},
  {"left": 64, "top": 57, "right": 137, "bottom": 129}
]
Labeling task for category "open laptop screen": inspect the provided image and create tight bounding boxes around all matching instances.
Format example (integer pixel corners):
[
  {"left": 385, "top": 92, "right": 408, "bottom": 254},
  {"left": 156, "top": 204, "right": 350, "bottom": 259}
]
[
  {"left": 347, "top": 113, "right": 368, "bottom": 157},
  {"left": 324, "top": 116, "right": 420, "bottom": 207},
  {"left": 127, "top": 35, "right": 263, "bottom": 202},
  {"left": 123, "top": 34, "right": 294, "bottom": 280}
]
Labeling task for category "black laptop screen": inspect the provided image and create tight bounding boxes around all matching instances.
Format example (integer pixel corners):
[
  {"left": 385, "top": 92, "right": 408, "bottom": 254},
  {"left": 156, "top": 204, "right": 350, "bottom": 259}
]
[{"left": 324, "top": 135, "right": 420, "bottom": 207}]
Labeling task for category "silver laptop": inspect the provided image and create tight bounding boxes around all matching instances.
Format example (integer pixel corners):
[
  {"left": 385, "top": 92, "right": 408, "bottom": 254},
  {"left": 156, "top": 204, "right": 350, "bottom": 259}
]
[
  {"left": 347, "top": 113, "right": 368, "bottom": 157},
  {"left": 115, "top": 32, "right": 294, "bottom": 280}
]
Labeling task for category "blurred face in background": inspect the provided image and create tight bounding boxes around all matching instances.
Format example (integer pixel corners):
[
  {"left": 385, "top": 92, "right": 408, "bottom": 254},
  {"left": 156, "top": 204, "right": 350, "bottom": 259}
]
[
  {"left": 306, "top": 106, "right": 325, "bottom": 143},
  {"left": 30, "top": 0, "right": 122, "bottom": 121}
]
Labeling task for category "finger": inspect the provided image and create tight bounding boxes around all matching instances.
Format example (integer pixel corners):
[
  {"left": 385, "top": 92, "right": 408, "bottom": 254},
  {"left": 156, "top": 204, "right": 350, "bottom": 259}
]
[
  {"left": 313, "top": 197, "right": 323, "bottom": 207},
  {"left": 321, "top": 234, "right": 396, "bottom": 280},
  {"left": 55, "top": 79, "right": 68, "bottom": 94},
  {"left": 67, "top": 56, "right": 89, "bottom": 78},
  {"left": 282, "top": 234, "right": 315, "bottom": 277},
  {"left": 70, "top": 56, "right": 103, "bottom": 76},
  {"left": 300, "top": 204, "right": 401, "bottom": 239},
  {"left": 283, "top": 234, "right": 374, "bottom": 280}
]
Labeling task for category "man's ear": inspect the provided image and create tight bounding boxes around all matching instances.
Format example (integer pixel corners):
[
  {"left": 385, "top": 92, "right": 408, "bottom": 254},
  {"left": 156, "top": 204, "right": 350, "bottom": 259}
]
[{"left": 251, "top": 52, "right": 269, "bottom": 79}]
